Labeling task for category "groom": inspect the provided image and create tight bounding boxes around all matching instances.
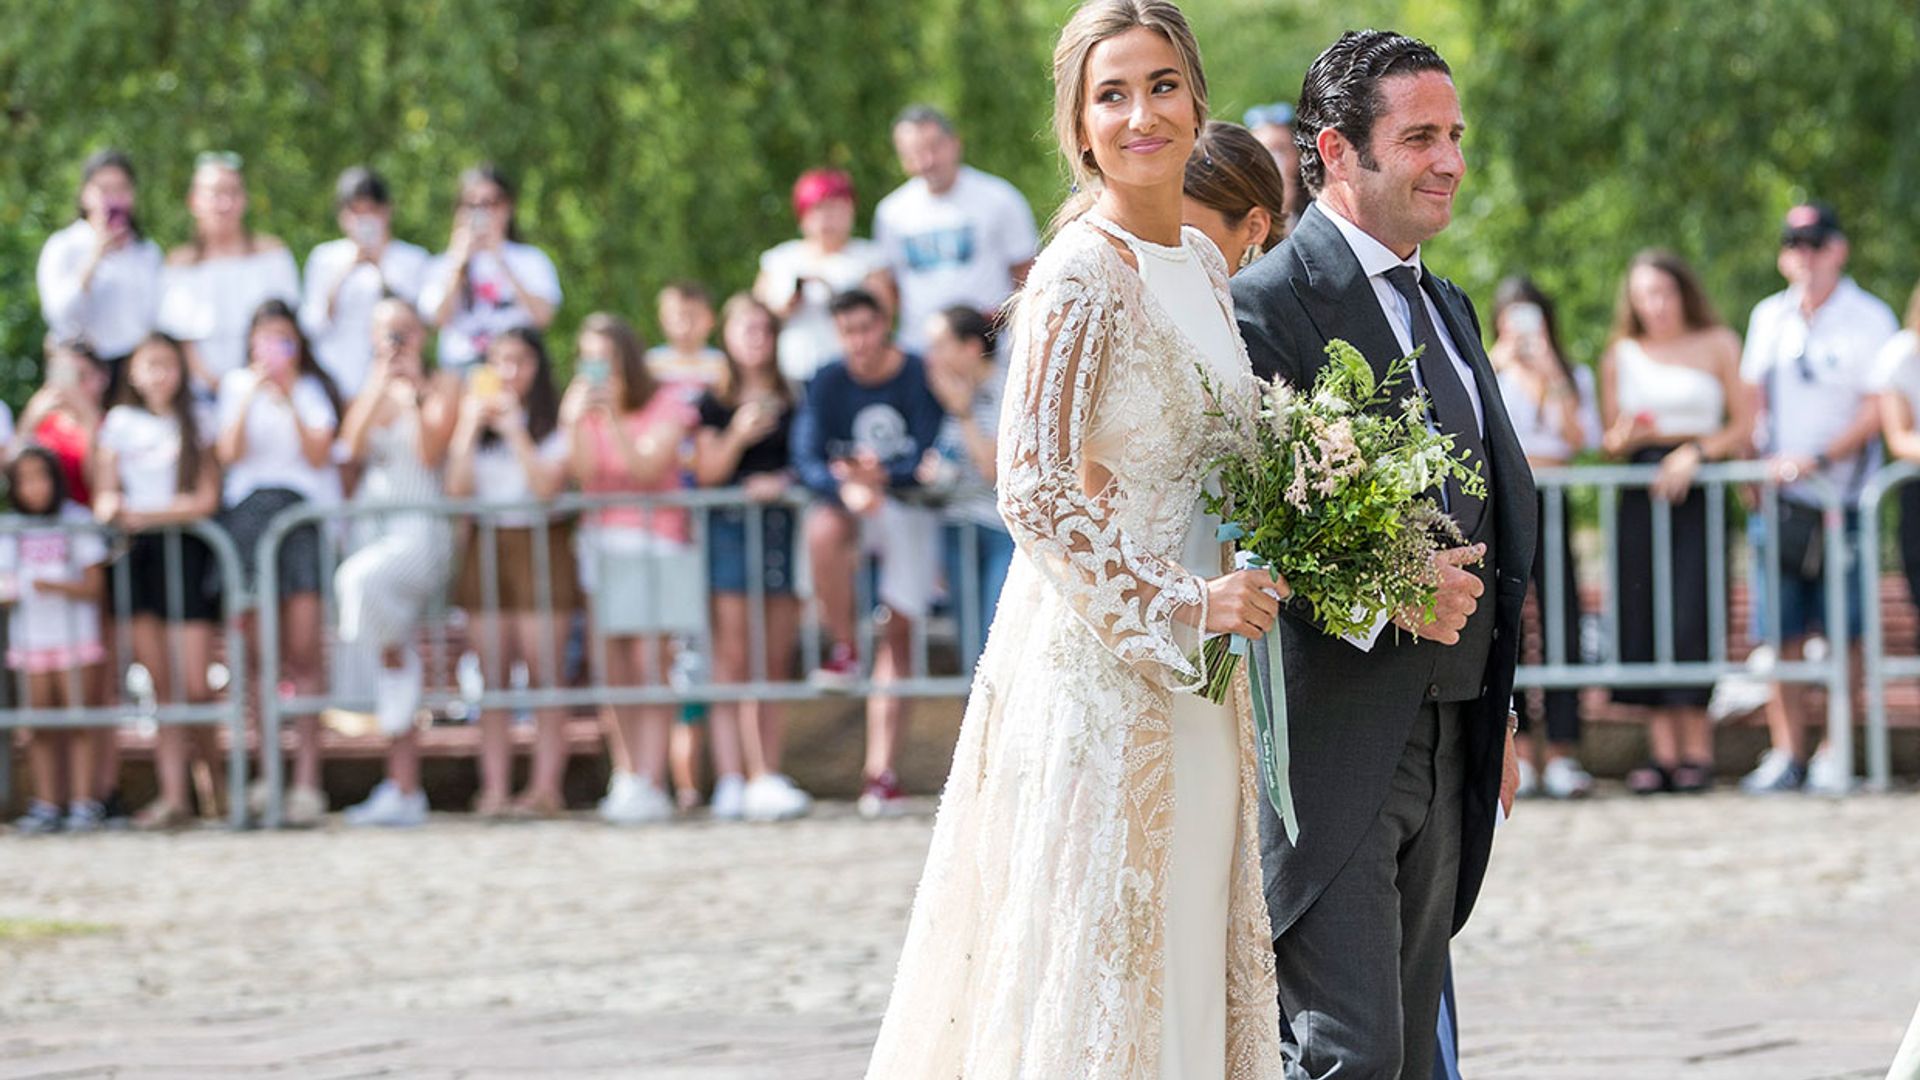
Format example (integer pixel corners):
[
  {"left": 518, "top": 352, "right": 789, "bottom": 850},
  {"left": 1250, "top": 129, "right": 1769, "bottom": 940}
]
[{"left": 1233, "top": 30, "right": 1536, "bottom": 1080}]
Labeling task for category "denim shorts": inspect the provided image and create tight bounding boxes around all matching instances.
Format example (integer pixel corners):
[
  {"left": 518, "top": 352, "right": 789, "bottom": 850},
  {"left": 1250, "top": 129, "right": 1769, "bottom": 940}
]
[
  {"left": 705, "top": 504, "right": 795, "bottom": 595},
  {"left": 1747, "top": 511, "right": 1865, "bottom": 642}
]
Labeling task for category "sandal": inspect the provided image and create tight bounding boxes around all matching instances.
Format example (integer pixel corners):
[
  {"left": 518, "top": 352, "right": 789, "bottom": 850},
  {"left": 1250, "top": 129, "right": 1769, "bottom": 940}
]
[
  {"left": 132, "top": 800, "right": 194, "bottom": 832},
  {"left": 508, "top": 791, "right": 566, "bottom": 819},
  {"left": 470, "top": 791, "right": 513, "bottom": 820},
  {"left": 1669, "top": 761, "right": 1715, "bottom": 793},
  {"left": 1625, "top": 762, "right": 1672, "bottom": 796}
]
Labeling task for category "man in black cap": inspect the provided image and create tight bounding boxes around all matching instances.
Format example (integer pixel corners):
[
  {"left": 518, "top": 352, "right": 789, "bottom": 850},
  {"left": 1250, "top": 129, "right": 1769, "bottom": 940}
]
[{"left": 1739, "top": 201, "right": 1898, "bottom": 794}]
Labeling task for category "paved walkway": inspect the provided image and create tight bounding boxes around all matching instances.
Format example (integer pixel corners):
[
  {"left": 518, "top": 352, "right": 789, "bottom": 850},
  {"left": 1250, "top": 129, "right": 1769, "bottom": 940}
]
[{"left": 1, "top": 792, "right": 1915, "bottom": 1078}]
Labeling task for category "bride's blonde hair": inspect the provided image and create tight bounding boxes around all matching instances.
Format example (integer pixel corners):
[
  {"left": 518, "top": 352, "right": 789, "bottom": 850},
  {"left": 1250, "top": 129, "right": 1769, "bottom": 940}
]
[{"left": 1047, "top": 0, "right": 1210, "bottom": 237}]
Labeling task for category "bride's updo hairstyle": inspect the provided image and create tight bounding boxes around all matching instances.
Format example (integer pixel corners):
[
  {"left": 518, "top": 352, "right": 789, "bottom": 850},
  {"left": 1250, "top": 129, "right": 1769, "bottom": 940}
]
[{"left": 1046, "top": 0, "right": 1210, "bottom": 236}]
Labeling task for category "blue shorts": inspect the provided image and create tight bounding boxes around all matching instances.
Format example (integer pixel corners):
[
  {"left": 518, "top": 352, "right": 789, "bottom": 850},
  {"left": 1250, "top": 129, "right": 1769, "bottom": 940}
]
[
  {"left": 705, "top": 504, "right": 795, "bottom": 595},
  {"left": 1747, "top": 511, "right": 1865, "bottom": 642}
]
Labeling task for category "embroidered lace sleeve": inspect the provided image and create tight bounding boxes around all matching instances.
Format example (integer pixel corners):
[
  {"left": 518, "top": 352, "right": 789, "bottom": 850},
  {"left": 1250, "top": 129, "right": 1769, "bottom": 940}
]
[{"left": 996, "top": 262, "right": 1207, "bottom": 690}]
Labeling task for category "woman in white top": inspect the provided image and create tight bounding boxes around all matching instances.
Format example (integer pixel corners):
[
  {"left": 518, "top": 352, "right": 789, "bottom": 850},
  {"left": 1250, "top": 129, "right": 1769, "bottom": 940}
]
[
  {"left": 215, "top": 299, "right": 344, "bottom": 826},
  {"left": 752, "top": 169, "right": 895, "bottom": 386},
  {"left": 299, "top": 167, "right": 431, "bottom": 401},
  {"left": 335, "top": 300, "right": 460, "bottom": 828},
  {"left": 37, "top": 149, "right": 161, "bottom": 386},
  {"left": 94, "top": 333, "right": 223, "bottom": 830},
  {"left": 867, "top": 3, "right": 1288, "bottom": 1075},
  {"left": 1490, "top": 277, "right": 1598, "bottom": 799},
  {"left": 1874, "top": 281, "right": 1920, "bottom": 615},
  {"left": 445, "top": 328, "right": 575, "bottom": 818},
  {"left": 418, "top": 164, "right": 562, "bottom": 373},
  {"left": 1599, "top": 250, "right": 1753, "bottom": 795},
  {"left": 157, "top": 153, "right": 301, "bottom": 390}
]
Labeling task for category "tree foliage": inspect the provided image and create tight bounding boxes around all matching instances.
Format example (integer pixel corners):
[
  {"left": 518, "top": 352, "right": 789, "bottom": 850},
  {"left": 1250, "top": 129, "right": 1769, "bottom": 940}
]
[{"left": 2, "top": 0, "right": 1916, "bottom": 409}]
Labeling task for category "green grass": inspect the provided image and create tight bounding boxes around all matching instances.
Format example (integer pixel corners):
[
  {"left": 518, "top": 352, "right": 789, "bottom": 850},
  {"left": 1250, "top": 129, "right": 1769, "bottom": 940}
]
[{"left": 0, "top": 918, "right": 112, "bottom": 942}]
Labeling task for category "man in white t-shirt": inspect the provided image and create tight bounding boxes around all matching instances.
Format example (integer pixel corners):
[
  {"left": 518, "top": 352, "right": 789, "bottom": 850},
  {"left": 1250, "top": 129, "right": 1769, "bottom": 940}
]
[
  {"left": 873, "top": 105, "right": 1038, "bottom": 355},
  {"left": 1739, "top": 201, "right": 1899, "bottom": 795},
  {"left": 299, "top": 167, "right": 429, "bottom": 400}
]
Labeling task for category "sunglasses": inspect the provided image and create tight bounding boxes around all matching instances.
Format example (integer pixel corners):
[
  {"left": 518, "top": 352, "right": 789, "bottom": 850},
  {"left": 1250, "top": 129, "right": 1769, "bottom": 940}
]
[
  {"left": 1781, "top": 236, "right": 1830, "bottom": 251},
  {"left": 194, "top": 150, "right": 244, "bottom": 172}
]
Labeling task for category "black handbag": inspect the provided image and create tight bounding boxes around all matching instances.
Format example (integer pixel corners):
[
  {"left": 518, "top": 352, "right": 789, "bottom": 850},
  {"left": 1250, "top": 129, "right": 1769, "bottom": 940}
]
[{"left": 1774, "top": 500, "right": 1826, "bottom": 582}]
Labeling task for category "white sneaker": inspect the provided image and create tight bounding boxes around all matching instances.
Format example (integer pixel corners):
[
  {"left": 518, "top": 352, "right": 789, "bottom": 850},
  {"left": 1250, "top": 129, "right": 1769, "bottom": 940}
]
[
  {"left": 343, "top": 780, "right": 428, "bottom": 827},
  {"left": 597, "top": 771, "right": 640, "bottom": 818},
  {"left": 1740, "top": 748, "right": 1806, "bottom": 794},
  {"left": 1514, "top": 756, "right": 1540, "bottom": 799},
  {"left": 599, "top": 774, "right": 673, "bottom": 825},
  {"left": 1541, "top": 756, "right": 1595, "bottom": 800},
  {"left": 376, "top": 651, "right": 423, "bottom": 737},
  {"left": 709, "top": 774, "right": 748, "bottom": 821},
  {"left": 742, "top": 773, "right": 814, "bottom": 822},
  {"left": 284, "top": 785, "right": 330, "bottom": 827},
  {"left": 1803, "top": 747, "right": 1855, "bottom": 796}
]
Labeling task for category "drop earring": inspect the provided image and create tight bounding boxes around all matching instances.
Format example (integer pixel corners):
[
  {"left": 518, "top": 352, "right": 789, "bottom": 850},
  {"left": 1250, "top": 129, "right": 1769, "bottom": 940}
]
[{"left": 1237, "top": 241, "right": 1263, "bottom": 271}]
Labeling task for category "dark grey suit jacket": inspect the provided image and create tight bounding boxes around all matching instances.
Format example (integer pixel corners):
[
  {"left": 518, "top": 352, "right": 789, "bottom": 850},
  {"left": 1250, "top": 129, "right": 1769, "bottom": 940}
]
[{"left": 1232, "top": 203, "right": 1538, "bottom": 938}]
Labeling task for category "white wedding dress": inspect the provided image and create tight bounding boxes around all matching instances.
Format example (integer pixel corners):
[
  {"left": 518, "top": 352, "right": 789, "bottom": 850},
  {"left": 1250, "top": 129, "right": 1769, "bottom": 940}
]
[{"left": 864, "top": 215, "right": 1288, "bottom": 1079}]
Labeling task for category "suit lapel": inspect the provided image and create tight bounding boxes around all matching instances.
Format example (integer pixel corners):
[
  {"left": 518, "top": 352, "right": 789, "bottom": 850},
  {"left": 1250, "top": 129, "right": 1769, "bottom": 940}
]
[{"left": 1286, "top": 206, "right": 1411, "bottom": 404}]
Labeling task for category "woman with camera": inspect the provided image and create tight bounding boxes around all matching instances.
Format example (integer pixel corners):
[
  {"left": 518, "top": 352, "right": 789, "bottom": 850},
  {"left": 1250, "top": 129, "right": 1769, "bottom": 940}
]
[{"left": 1490, "top": 277, "right": 1599, "bottom": 799}]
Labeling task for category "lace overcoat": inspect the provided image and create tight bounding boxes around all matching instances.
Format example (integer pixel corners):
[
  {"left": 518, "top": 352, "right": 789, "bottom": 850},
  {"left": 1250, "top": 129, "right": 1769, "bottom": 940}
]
[{"left": 865, "top": 218, "right": 1288, "bottom": 1078}]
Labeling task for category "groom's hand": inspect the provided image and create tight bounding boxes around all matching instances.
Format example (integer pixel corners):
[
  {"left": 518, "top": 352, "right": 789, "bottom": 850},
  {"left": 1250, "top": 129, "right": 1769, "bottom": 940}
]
[{"left": 1394, "top": 544, "right": 1486, "bottom": 644}]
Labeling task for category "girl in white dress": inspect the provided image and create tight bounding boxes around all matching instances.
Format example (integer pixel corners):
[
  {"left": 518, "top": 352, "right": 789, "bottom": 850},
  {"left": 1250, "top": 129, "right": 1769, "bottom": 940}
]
[{"left": 866, "top": 2, "right": 1289, "bottom": 1076}]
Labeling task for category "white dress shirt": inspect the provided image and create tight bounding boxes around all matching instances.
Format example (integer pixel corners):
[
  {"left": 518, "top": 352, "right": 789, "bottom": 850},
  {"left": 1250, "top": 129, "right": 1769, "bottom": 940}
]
[
  {"left": 1318, "top": 202, "right": 1487, "bottom": 650},
  {"left": 1319, "top": 202, "right": 1485, "bottom": 435}
]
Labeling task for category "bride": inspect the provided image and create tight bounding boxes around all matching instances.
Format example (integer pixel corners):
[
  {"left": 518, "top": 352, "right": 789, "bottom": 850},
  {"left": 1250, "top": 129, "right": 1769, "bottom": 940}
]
[{"left": 864, "top": 1, "right": 1290, "bottom": 1075}]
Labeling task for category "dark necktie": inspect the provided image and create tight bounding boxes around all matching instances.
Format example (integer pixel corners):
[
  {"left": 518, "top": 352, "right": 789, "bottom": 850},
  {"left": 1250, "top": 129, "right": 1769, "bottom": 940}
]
[{"left": 1382, "top": 265, "right": 1487, "bottom": 534}]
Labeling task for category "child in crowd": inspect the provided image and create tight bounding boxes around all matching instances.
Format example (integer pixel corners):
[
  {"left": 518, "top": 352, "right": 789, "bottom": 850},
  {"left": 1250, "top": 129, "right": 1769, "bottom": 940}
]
[
  {"left": 445, "top": 328, "right": 575, "bottom": 817},
  {"left": 565, "top": 313, "right": 702, "bottom": 824},
  {"left": 94, "top": 334, "right": 224, "bottom": 830},
  {"left": 643, "top": 281, "right": 726, "bottom": 807},
  {"left": 645, "top": 281, "right": 728, "bottom": 399},
  {"left": 3, "top": 447, "right": 108, "bottom": 833}
]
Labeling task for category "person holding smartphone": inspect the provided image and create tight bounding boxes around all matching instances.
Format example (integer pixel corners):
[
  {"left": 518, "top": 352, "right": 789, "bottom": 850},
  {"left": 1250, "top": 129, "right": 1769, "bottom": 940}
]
[
  {"left": 37, "top": 149, "right": 162, "bottom": 398},
  {"left": 753, "top": 169, "right": 894, "bottom": 387},
  {"left": 561, "top": 313, "right": 701, "bottom": 824},
  {"left": 215, "top": 299, "right": 345, "bottom": 827},
  {"left": 299, "top": 167, "right": 430, "bottom": 401},
  {"left": 1489, "top": 278, "right": 1599, "bottom": 799},
  {"left": 418, "top": 164, "right": 562, "bottom": 374}
]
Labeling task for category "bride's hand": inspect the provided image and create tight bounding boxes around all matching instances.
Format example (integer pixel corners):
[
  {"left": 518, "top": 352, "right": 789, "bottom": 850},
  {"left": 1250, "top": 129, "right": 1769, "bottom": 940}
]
[{"left": 1203, "top": 569, "right": 1287, "bottom": 638}]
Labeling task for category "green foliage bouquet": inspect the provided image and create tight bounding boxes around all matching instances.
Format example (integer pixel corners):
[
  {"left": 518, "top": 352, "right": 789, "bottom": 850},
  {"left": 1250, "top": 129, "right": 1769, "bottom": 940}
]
[{"left": 1194, "top": 339, "right": 1485, "bottom": 842}]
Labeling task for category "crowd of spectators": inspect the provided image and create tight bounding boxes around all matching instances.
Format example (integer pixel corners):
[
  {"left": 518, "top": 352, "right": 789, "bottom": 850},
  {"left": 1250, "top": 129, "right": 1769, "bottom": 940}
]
[{"left": 8, "top": 99, "right": 1920, "bottom": 833}]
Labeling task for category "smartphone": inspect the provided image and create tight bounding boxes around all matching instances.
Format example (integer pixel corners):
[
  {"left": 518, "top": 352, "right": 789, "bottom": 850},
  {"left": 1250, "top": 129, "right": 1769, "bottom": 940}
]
[
  {"left": 352, "top": 215, "right": 384, "bottom": 248},
  {"left": 468, "top": 366, "right": 503, "bottom": 400},
  {"left": 260, "top": 337, "right": 297, "bottom": 378},
  {"left": 1505, "top": 303, "right": 1544, "bottom": 336},
  {"left": 579, "top": 356, "right": 611, "bottom": 387}
]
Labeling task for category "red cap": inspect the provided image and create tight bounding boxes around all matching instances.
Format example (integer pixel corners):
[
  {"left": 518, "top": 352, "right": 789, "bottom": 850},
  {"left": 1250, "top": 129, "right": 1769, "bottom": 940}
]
[{"left": 793, "top": 169, "right": 855, "bottom": 221}]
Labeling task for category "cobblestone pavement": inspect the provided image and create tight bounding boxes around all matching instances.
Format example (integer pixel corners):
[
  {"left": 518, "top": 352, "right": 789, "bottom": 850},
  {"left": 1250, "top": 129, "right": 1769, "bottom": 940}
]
[{"left": 0, "top": 791, "right": 1915, "bottom": 1078}]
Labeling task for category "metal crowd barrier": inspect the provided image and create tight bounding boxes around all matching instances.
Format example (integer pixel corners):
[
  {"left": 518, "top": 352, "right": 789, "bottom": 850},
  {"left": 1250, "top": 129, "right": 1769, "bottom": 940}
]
[
  {"left": 1857, "top": 459, "right": 1920, "bottom": 792},
  {"left": 0, "top": 519, "right": 250, "bottom": 826},
  {"left": 1519, "top": 462, "right": 1856, "bottom": 786},
  {"left": 250, "top": 487, "right": 993, "bottom": 826}
]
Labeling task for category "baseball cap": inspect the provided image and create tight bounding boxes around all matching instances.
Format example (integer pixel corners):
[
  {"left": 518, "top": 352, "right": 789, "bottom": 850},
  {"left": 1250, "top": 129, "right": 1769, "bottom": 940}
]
[
  {"left": 793, "top": 168, "right": 855, "bottom": 221},
  {"left": 1243, "top": 102, "right": 1295, "bottom": 130},
  {"left": 1780, "top": 202, "right": 1842, "bottom": 245}
]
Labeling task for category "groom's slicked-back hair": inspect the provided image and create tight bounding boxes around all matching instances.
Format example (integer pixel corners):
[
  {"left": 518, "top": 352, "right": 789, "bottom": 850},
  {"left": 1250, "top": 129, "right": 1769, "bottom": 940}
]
[{"left": 1294, "top": 30, "right": 1451, "bottom": 197}]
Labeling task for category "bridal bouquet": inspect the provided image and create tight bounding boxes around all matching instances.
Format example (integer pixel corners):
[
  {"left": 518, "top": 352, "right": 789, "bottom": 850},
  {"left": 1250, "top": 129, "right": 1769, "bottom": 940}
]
[{"left": 1195, "top": 339, "right": 1485, "bottom": 842}]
